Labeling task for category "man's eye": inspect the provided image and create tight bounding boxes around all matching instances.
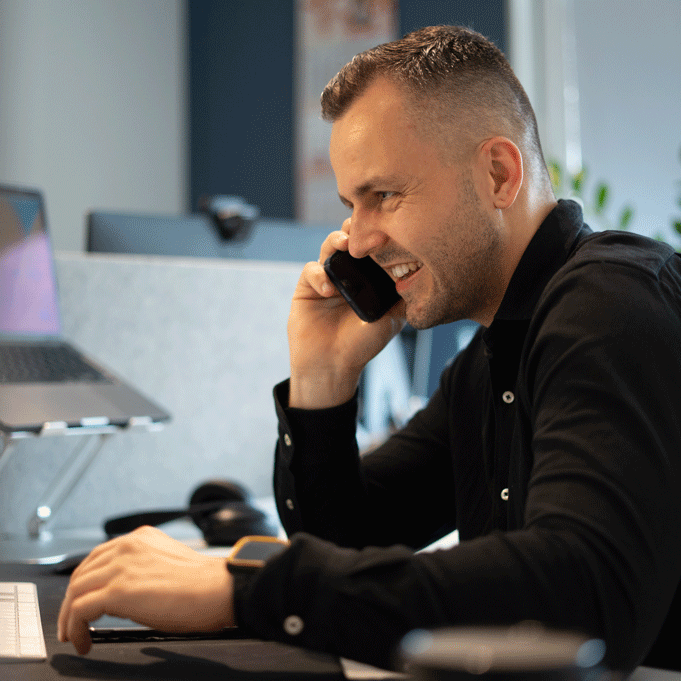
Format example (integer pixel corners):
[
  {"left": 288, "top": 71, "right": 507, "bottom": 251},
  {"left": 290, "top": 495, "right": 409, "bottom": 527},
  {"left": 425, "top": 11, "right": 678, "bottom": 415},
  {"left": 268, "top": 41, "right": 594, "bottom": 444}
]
[{"left": 379, "top": 191, "right": 396, "bottom": 201}]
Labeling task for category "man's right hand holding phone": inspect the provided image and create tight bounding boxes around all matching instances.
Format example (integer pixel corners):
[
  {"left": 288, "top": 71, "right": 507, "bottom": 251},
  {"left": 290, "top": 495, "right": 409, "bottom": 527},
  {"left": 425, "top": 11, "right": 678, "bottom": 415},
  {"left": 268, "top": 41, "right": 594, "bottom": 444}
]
[{"left": 287, "top": 224, "right": 405, "bottom": 410}]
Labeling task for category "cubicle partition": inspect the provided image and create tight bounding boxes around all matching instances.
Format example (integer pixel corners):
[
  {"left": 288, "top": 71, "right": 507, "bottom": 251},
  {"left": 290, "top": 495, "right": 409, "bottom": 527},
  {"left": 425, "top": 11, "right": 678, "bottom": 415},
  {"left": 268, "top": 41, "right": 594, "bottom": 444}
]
[{"left": 0, "top": 253, "right": 300, "bottom": 541}]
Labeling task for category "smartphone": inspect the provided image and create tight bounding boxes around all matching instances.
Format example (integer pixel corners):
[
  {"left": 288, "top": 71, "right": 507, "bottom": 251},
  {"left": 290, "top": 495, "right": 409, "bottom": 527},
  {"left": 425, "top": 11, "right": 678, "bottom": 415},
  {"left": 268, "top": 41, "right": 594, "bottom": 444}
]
[
  {"left": 323, "top": 250, "right": 400, "bottom": 322},
  {"left": 88, "top": 614, "right": 245, "bottom": 642}
]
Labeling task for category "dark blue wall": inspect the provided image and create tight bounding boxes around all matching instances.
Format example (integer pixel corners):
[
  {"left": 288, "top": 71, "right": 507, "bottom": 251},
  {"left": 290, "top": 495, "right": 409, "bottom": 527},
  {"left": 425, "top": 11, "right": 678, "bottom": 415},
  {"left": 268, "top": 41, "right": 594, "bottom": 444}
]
[
  {"left": 188, "top": 0, "right": 296, "bottom": 217},
  {"left": 400, "top": 0, "right": 505, "bottom": 48}
]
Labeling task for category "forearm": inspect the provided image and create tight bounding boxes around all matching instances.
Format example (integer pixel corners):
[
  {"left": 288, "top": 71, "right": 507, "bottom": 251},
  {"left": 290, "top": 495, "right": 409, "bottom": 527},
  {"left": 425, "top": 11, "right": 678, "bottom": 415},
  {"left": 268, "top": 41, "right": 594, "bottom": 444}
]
[
  {"left": 288, "top": 368, "right": 361, "bottom": 410},
  {"left": 273, "top": 378, "right": 457, "bottom": 549},
  {"left": 273, "top": 380, "right": 367, "bottom": 545},
  {"left": 231, "top": 527, "right": 638, "bottom": 673}
]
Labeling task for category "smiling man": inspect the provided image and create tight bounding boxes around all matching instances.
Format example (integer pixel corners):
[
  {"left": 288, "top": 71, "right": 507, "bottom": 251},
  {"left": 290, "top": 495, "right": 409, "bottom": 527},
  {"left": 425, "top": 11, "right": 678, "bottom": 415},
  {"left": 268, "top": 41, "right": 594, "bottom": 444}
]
[{"left": 59, "top": 26, "right": 681, "bottom": 674}]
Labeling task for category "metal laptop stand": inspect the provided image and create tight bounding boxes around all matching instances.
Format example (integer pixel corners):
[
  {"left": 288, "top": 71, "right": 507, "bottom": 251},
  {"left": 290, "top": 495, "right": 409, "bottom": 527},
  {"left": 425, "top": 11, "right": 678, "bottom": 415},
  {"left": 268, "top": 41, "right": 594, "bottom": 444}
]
[{"left": 0, "top": 418, "right": 164, "bottom": 564}]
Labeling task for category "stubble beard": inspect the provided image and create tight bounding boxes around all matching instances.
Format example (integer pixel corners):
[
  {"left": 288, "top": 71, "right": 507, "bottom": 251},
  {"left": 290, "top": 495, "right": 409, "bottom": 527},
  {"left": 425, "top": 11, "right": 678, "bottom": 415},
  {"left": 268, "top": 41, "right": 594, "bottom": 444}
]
[{"left": 405, "top": 180, "right": 504, "bottom": 330}]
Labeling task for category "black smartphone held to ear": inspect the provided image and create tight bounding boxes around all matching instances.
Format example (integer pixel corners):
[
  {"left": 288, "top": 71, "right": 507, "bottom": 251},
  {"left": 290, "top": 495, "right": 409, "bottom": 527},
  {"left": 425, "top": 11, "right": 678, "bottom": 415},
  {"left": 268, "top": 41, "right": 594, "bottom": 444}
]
[{"left": 324, "top": 250, "right": 401, "bottom": 322}]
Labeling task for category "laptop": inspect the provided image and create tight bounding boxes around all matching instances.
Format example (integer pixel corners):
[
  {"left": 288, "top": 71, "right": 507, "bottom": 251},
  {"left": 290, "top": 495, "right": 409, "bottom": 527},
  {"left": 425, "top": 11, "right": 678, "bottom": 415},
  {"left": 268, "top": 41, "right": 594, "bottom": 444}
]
[{"left": 0, "top": 184, "right": 170, "bottom": 434}]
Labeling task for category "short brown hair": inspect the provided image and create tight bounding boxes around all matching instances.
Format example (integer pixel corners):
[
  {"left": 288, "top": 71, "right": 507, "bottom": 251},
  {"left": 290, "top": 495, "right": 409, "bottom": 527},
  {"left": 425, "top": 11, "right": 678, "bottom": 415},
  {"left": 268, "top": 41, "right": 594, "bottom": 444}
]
[{"left": 321, "top": 25, "right": 546, "bottom": 167}]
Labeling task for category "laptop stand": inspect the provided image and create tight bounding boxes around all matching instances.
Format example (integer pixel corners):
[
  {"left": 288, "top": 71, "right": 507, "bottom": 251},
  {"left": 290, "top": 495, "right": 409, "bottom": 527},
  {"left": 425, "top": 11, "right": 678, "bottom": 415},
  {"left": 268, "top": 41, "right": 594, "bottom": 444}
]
[{"left": 0, "top": 419, "right": 164, "bottom": 563}]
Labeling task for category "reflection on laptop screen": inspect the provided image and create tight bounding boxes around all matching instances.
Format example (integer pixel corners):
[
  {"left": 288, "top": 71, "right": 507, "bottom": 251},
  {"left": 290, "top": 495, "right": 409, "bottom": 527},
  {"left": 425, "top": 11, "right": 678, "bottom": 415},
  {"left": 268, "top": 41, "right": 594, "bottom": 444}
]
[{"left": 0, "top": 189, "right": 60, "bottom": 336}]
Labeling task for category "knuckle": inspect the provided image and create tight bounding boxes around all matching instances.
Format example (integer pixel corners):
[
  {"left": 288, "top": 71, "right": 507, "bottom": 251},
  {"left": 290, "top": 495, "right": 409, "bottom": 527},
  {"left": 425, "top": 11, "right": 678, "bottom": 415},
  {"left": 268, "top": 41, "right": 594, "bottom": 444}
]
[{"left": 135, "top": 525, "right": 157, "bottom": 536}]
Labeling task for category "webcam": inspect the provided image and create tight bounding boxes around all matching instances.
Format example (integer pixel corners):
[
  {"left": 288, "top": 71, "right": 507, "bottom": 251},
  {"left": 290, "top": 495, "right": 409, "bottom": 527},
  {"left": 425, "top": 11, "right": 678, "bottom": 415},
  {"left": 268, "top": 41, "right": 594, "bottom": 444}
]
[{"left": 199, "top": 195, "right": 260, "bottom": 242}]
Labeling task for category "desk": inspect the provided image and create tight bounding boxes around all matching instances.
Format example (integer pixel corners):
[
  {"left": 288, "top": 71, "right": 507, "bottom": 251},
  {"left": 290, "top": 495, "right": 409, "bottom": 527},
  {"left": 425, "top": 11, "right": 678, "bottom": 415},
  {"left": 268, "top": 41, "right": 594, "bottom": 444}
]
[
  {"left": 3, "top": 562, "right": 681, "bottom": 681},
  {"left": 0, "top": 563, "right": 346, "bottom": 680}
]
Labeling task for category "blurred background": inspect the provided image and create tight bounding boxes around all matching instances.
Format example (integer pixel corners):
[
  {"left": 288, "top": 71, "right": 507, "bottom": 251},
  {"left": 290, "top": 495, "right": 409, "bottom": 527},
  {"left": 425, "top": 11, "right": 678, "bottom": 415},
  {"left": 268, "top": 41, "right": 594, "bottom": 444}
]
[{"left": 1, "top": 0, "right": 679, "bottom": 252}]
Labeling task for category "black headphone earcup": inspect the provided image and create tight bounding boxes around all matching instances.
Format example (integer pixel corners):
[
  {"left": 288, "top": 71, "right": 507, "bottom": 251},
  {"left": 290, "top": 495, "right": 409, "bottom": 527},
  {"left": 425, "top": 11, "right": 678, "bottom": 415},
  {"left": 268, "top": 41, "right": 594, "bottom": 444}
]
[
  {"left": 199, "top": 502, "right": 277, "bottom": 546},
  {"left": 188, "top": 479, "right": 250, "bottom": 525},
  {"left": 189, "top": 479, "right": 278, "bottom": 546}
]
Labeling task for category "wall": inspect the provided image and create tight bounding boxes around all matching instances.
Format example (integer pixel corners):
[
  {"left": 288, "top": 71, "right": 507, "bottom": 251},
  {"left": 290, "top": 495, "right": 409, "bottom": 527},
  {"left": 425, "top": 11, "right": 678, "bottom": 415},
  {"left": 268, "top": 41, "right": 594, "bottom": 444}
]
[
  {"left": 574, "top": 0, "right": 681, "bottom": 241},
  {"left": 0, "top": 0, "right": 187, "bottom": 252}
]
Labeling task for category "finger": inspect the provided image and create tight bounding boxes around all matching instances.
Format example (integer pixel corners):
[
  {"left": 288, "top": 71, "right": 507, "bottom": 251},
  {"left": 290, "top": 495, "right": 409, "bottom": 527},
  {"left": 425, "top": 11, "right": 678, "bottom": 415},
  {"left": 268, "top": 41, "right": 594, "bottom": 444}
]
[
  {"left": 58, "top": 535, "right": 130, "bottom": 640},
  {"left": 58, "top": 527, "right": 167, "bottom": 640},
  {"left": 318, "top": 230, "right": 349, "bottom": 265},
  {"left": 58, "top": 562, "right": 118, "bottom": 643},
  {"left": 65, "top": 589, "right": 111, "bottom": 655},
  {"left": 69, "top": 544, "right": 118, "bottom": 582},
  {"left": 297, "top": 261, "right": 339, "bottom": 299}
]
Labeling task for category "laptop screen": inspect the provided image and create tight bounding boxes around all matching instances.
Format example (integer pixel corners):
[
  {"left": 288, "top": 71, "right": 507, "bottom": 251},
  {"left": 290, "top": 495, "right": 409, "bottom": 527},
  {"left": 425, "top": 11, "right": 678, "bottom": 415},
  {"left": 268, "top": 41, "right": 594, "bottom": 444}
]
[{"left": 0, "top": 187, "right": 61, "bottom": 336}]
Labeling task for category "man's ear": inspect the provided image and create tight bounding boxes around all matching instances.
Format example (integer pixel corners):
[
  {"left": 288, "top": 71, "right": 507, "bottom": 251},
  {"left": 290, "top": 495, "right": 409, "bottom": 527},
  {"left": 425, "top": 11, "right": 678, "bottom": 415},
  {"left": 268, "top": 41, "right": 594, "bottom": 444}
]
[{"left": 477, "top": 137, "right": 523, "bottom": 209}]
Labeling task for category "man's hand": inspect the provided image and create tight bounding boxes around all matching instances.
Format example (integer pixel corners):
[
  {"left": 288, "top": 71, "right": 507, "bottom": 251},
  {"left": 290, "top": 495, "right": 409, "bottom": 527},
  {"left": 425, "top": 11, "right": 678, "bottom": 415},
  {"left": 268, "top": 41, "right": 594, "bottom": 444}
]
[
  {"left": 288, "top": 225, "right": 405, "bottom": 409},
  {"left": 57, "top": 526, "right": 235, "bottom": 655}
]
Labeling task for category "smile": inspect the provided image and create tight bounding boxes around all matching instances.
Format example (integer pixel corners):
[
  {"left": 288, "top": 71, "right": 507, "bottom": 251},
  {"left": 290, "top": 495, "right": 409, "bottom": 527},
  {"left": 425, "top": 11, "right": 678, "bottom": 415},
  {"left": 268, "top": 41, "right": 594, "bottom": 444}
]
[{"left": 390, "top": 262, "right": 422, "bottom": 281}]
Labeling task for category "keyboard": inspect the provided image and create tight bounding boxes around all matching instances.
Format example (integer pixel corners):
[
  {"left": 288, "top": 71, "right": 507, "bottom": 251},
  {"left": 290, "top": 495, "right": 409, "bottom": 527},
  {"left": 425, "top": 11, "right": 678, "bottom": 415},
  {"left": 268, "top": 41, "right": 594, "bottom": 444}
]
[
  {"left": 0, "top": 343, "right": 110, "bottom": 383},
  {"left": 0, "top": 583, "right": 47, "bottom": 662}
]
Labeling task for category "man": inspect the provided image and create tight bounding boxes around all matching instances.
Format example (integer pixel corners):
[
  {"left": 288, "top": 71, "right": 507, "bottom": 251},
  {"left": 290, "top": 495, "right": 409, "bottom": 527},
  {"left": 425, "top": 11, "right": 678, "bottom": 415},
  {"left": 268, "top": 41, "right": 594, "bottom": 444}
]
[{"left": 59, "top": 26, "right": 681, "bottom": 673}]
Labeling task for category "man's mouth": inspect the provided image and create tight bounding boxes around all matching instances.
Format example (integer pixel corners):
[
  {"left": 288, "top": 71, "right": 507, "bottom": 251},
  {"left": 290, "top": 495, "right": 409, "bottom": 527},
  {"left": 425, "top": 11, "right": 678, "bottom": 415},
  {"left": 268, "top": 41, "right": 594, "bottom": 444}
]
[{"left": 390, "top": 261, "right": 422, "bottom": 281}]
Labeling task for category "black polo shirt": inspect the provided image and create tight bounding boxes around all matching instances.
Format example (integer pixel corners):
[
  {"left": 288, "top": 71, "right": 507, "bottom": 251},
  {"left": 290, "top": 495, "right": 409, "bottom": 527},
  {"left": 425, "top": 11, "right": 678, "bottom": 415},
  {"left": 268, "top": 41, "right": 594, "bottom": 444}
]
[{"left": 234, "top": 200, "right": 681, "bottom": 673}]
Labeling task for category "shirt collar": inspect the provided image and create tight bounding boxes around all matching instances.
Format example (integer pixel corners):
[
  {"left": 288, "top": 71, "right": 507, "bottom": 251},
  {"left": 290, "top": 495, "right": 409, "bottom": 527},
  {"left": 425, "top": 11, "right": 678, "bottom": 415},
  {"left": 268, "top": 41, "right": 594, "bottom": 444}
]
[{"left": 492, "top": 199, "right": 592, "bottom": 323}]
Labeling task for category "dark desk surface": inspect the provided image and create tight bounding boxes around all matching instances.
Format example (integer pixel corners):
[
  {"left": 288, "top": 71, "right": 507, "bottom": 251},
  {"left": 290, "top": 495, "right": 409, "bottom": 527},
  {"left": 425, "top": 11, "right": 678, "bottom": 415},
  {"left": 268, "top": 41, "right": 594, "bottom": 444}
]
[
  {"left": 4, "top": 562, "right": 681, "bottom": 681},
  {"left": 0, "top": 563, "right": 346, "bottom": 681}
]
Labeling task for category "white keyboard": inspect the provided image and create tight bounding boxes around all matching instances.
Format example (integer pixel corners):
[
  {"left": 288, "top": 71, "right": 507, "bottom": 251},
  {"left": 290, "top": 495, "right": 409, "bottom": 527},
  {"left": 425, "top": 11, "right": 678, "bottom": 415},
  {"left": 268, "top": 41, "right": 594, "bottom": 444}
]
[{"left": 0, "top": 582, "right": 47, "bottom": 662}]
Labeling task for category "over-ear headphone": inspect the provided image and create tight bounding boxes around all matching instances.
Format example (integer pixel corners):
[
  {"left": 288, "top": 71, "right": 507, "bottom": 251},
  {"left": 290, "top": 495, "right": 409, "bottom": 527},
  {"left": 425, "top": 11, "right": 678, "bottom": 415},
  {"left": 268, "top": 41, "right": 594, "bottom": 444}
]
[{"left": 103, "top": 479, "right": 278, "bottom": 546}]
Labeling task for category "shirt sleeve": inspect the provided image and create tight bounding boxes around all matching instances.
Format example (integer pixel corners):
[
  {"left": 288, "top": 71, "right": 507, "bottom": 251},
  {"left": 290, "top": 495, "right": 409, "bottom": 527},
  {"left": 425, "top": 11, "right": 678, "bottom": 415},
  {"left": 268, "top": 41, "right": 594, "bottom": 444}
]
[{"left": 272, "top": 360, "right": 462, "bottom": 550}]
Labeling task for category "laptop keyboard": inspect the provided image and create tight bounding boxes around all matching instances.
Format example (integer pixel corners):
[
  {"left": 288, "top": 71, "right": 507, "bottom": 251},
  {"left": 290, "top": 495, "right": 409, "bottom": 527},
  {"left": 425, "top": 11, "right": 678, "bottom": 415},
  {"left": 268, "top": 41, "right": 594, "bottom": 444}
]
[
  {"left": 0, "top": 343, "right": 111, "bottom": 383},
  {"left": 0, "top": 582, "right": 47, "bottom": 662}
]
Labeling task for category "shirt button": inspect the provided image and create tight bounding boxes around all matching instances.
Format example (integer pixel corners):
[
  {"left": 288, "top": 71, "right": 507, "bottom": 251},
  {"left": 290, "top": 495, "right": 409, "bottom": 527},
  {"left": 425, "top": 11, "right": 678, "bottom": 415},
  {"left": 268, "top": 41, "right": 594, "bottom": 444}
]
[
  {"left": 286, "top": 498, "right": 295, "bottom": 510},
  {"left": 283, "top": 433, "right": 292, "bottom": 447},
  {"left": 501, "top": 488, "right": 509, "bottom": 501},
  {"left": 502, "top": 391, "right": 514, "bottom": 404},
  {"left": 283, "top": 615, "right": 304, "bottom": 636}
]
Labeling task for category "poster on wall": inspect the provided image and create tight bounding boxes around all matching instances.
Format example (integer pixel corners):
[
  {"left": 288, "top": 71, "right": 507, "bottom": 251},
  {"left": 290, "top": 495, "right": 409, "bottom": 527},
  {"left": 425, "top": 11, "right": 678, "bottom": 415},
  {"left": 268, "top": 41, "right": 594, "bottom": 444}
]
[{"left": 295, "top": 0, "right": 398, "bottom": 225}]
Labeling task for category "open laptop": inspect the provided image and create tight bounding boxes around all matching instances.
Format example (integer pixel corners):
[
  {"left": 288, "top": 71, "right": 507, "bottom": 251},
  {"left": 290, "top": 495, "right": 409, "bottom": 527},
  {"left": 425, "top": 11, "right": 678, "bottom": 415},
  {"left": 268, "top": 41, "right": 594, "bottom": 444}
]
[{"left": 0, "top": 184, "right": 170, "bottom": 434}]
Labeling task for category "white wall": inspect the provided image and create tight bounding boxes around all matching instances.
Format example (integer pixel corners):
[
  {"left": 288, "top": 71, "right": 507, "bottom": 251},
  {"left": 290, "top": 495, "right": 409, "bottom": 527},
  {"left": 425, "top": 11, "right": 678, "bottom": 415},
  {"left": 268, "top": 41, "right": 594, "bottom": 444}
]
[
  {"left": 0, "top": 0, "right": 187, "bottom": 252},
  {"left": 574, "top": 0, "right": 681, "bottom": 241},
  {"left": 509, "top": 0, "right": 681, "bottom": 242}
]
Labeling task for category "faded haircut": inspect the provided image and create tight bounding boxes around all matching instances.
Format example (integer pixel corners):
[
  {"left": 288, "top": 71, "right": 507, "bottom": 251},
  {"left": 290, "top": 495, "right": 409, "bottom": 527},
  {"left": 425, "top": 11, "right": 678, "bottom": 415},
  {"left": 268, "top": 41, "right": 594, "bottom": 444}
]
[{"left": 321, "top": 25, "right": 547, "bottom": 172}]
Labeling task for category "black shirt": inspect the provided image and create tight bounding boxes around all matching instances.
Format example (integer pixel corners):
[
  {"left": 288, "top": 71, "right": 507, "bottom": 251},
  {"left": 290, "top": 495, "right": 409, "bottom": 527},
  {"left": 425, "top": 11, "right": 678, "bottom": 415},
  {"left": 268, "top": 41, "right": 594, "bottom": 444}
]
[{"left": 234, "top": 200, "right": 681, "bottom": 673}]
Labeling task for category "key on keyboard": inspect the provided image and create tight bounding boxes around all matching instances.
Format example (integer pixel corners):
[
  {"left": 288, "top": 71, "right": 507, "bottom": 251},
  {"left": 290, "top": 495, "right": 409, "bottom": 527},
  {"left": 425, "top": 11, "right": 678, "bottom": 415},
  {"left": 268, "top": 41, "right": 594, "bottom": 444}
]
[{"left": 0, "top": 583, "right": 47, "bottom": 662}]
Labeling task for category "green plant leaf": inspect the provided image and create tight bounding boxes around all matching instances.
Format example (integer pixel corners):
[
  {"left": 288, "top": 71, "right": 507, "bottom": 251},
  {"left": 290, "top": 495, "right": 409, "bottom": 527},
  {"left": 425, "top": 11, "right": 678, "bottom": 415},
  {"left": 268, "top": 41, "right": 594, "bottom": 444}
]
[
  {"left": 548, "top": 161, "right": 562, "bottom": 193},
  {"left": 571, "top": 169, "right": 585, "bottom": 195},
  {"left": 619, "top": 206, "right": 634, "bottom": 230},
  {"left": 674, "top": 220, "right": 681, "bottom": 236},
  {"left": 595, "top": 183, "right": 609, "bottom": 213}
]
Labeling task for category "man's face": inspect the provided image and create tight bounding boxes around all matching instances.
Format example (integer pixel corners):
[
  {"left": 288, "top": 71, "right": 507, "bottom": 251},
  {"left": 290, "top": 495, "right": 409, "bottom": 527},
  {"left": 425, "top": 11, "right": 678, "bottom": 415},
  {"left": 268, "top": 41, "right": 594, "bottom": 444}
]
[{"left": 329, "top": 78, "right": 506, "bottom": 329}]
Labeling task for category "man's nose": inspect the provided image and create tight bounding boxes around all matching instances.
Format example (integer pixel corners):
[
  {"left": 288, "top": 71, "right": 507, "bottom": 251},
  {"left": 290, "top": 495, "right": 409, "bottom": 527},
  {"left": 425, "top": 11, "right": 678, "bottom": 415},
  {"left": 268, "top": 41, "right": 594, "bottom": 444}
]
[{"left": 346, "top": 212, "right": 388, "bottom": 259}]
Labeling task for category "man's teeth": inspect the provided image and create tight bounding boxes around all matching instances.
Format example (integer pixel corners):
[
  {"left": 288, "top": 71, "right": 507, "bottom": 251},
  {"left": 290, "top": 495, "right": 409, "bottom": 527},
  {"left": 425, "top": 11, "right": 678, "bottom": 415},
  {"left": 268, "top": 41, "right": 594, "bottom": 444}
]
[{"left": 390, "top": 262, "right": 421, "bottom": 280}]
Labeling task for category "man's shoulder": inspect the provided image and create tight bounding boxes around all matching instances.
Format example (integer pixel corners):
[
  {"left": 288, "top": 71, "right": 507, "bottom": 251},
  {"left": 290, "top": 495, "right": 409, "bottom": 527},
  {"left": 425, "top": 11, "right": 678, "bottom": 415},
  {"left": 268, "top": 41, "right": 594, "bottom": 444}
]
[
  {"left": 538, "top": 229, "right": 680, "bottom": 307},
  {"left": 532, "top": 229, "right": 681, "bottom": 331},
  {"left": 567, "top": 229, "right": 677, "bottom": 277}
]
